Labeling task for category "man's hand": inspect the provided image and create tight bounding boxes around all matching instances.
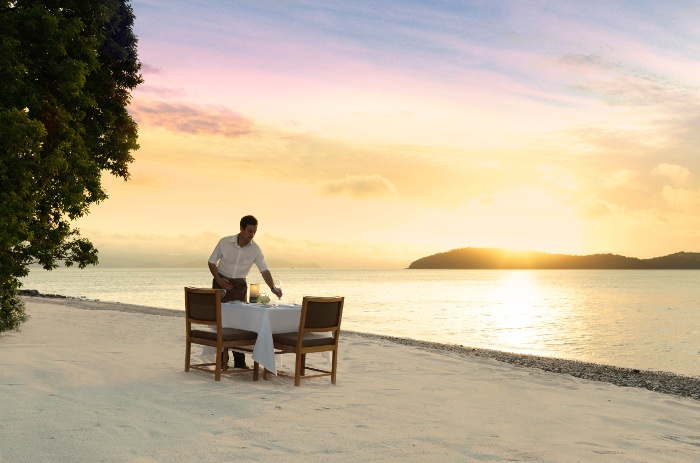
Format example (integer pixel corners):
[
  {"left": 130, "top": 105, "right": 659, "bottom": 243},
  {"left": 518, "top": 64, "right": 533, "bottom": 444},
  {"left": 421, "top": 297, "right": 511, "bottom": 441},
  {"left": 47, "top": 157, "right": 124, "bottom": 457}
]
[
  {"left": 272, "top": 287, "right": 283, "bottom": 299},
  {"left": 218, "top": 278, "right": 233, "bottom": 290}
]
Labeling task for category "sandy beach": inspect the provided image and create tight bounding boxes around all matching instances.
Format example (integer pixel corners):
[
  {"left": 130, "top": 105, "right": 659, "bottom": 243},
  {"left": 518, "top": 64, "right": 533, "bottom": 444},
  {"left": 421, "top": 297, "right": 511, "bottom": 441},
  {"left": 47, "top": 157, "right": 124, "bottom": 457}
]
[{"left": 1, "top": 297, "right": 699, "bottom": 463}]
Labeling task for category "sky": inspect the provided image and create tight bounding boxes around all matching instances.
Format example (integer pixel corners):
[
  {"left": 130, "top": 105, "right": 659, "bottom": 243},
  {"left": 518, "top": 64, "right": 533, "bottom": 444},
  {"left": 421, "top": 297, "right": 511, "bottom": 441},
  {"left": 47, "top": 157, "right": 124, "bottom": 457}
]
[{"left": 75, "top": 0, "right": 700, "bottom": 268}]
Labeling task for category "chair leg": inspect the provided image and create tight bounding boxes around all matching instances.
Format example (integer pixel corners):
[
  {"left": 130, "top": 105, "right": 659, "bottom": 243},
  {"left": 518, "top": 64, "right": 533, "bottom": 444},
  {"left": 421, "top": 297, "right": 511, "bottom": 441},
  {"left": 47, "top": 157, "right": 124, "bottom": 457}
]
[
  {"left": 294, "top": 352, "right": 302, "bottom": 386},
  {"left": 263, "top": 368, "right": 269, "bottom": 380},
  {"left": 185, "top": 341, "right": 191, "bottom": 372},
  {"left": 253, "top": 362, "right": 259, "bottom": 381},
  {"left": 331, "top": 349, "right": 338, "bottom": 385},
  {"left": 215, "top": 349, "right": 222, "bottom": 381},
  {"left": 301, "top": 353, "right": 306, "bottom": 376}
]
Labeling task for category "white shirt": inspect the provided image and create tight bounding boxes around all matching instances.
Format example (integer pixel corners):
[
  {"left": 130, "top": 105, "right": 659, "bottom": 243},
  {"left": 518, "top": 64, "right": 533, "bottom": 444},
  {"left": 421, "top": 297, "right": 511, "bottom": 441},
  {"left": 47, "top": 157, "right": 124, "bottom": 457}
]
[{"left": 208, "top": 234, "right": 269, "bottom": 278}]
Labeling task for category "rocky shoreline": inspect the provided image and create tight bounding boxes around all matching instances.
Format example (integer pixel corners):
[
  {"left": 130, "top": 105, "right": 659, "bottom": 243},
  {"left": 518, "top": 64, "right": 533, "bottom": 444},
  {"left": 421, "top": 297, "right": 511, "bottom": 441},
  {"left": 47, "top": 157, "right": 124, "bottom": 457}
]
[
  {"left": 18, "top": 291, "right": 700, "bottom": 401},
  {"left": 19, "top": 289, "right": 71, "bottom": 298}
]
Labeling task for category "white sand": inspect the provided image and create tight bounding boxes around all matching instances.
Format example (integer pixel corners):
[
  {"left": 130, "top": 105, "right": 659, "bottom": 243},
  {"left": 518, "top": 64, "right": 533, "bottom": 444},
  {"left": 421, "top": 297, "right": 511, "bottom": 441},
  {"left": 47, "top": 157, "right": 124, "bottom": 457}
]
[{"left": 1, "top": 298, "right": 698, "bottom": 463}]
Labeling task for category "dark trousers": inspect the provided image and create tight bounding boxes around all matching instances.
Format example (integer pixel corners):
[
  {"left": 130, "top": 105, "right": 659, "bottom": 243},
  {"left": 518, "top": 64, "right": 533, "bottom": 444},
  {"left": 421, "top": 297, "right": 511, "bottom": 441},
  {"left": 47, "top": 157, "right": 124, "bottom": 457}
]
[
  {"left": 212, "top": 274, "right": 248, "bottom": 366},
  {"left": 212, "top": 274, "right": 247, "bottom": 303}
]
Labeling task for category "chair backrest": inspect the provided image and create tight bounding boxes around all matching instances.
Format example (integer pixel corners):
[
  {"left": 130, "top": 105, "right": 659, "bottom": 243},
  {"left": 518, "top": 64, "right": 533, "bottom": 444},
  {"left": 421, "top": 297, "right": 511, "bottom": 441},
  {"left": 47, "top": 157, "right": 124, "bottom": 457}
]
[
  {"left": 300, "top": 296, "right": 344, "bottom": 332},
  {"left": 184, "top": 287, "right": 221, "bottom": 325}
]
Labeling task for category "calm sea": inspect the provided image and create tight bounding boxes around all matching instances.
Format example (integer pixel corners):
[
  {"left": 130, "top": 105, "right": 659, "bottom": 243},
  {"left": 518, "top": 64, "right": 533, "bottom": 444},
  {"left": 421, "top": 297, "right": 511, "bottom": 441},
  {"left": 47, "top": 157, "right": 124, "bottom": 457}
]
[{"left": 19, "top": 268, "right": 700, "bottom": 377}]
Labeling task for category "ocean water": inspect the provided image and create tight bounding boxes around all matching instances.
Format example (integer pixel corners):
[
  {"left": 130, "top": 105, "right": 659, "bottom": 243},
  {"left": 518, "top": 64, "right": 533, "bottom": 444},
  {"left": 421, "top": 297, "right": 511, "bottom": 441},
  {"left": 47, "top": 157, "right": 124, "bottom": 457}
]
[{"left": 19, "top": 267, "right": 700, "bottom": 377}]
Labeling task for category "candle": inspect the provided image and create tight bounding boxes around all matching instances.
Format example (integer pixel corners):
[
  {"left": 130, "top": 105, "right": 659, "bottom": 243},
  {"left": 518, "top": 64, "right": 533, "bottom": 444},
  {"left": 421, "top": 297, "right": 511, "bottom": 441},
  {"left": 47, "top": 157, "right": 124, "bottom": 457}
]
[{"left": 249, "top": 283, "right": 260, "bottom": 303}]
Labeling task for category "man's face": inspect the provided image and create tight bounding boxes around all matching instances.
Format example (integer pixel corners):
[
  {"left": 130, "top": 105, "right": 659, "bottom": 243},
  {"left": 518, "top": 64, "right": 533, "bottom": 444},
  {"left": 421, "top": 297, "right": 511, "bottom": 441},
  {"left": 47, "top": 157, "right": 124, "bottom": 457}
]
[{"left": 239, "top": 224, "right": 257, "bottom": 246}]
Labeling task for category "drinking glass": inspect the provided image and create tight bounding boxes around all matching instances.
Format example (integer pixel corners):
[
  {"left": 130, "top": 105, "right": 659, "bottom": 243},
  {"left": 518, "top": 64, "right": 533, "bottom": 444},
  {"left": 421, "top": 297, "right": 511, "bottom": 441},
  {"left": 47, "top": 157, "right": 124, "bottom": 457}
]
[{"left": 275, "top": 279, "right": 283, "bottom": 300}]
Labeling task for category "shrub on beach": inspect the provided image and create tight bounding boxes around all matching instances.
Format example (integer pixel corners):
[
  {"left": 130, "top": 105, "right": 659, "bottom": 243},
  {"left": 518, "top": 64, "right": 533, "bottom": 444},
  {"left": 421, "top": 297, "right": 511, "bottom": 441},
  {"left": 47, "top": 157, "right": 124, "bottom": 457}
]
[
  {"left": 0, "top": 0, "right": 142, "bottom": 332},
  {"left": 0, "top": 282, "right": 28, "bottom": 333}
]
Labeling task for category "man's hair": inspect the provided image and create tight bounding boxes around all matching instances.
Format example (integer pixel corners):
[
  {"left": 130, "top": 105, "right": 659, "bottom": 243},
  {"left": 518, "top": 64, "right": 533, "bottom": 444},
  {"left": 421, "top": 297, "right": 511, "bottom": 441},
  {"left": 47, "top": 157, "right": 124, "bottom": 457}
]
[{"left": 240, "top": 215, "right": 258, "bottom": 229}]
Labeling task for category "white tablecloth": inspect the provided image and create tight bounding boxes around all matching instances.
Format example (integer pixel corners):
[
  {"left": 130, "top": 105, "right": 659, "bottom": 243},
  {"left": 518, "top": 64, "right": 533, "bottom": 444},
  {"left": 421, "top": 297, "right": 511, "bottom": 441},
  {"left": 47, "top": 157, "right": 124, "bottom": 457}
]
[
  {"left": 225, "top": 302, "right": 302, "bottom": 375},
  {"left": 201, "top": 302, "right": 301, "bottom": 375}
]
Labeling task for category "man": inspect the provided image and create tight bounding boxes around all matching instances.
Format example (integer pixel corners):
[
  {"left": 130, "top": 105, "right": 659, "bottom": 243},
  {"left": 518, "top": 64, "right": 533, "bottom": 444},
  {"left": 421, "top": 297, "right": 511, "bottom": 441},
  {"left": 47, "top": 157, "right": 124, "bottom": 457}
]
[{"left": 208, "top": 215, "right": 282, "bottom": 368}]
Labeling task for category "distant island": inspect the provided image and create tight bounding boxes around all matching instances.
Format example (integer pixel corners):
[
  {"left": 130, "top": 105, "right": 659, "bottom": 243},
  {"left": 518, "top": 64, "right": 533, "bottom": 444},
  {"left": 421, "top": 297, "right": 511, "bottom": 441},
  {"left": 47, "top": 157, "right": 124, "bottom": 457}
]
[{"left": 408, "top": 248, "right": 700, "bottom": 269}]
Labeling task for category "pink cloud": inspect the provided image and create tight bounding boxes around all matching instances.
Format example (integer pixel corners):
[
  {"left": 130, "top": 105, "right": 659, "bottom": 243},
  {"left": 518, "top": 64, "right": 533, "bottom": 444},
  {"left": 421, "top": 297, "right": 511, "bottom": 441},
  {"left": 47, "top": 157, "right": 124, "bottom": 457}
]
[
  {"left": 134, "top": 83, "right": 188, "bottom": 98},
  {"left": 319, "top": 174, "right": 398, "bottom": 199},
  {"left": 129, "top": 101, "right": 255, "bottom": 138},
  {"left": 140, "top": 63, "right": 163, "bottom": 75}
]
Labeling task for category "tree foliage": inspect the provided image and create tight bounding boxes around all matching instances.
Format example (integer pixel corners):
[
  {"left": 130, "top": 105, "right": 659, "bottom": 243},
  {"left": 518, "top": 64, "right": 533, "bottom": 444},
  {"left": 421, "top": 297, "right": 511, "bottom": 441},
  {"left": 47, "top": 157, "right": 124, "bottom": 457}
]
[{"left": 0, "top": 0, "right": 142, "bottom": 332}]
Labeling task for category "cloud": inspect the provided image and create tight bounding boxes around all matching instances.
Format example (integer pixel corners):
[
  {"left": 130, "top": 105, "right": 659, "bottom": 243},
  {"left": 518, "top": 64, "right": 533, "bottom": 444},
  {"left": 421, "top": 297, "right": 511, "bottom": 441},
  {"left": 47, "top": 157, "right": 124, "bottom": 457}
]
[
  {"left": 556, "top": 44, "right": 694, "bottom": 113},
  {"left": 84, "top": 229, "right": 417, "bottom": 268},
  {"left": 140, "top": 63, "right": 163, "bottom": 75},
  {"left": 129, "top": 101, "right": 255, "bottom": 138},
  {"left": 319, "top": 174, "right": 398, "bottom": 199},
  {"left": 577, "top": 198, "right": 612, "bottom": 219},
  {"left": 651, "top": 163, "right": 691, "bottom": 186},
  {"left": 81, "top": 230, "right": 221, "bottom": 266},
  {"left": 604, "top": 169, "right": 638, "bottom": 188},
  {"left": 558, "top": 52, "right": 620, "bottom": 72},
  {"left": 661, "top": 186, "right": 700, "bottom": 211},
  {"left": 561, "top": 51, "right": 686, "bottom": 108},
  {"left": 566, "top": 126, "right": 657, "bottom": 155},
  {"left": 134, "top": 84, "right": 188, "bottom": 98}
]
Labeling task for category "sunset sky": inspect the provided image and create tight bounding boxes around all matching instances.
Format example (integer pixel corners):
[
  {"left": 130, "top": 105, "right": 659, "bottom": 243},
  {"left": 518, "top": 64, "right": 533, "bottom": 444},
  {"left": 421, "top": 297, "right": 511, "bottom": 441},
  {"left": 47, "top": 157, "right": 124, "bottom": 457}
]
[{"left": 75, "top": 0, "right": 700, "bottom": 268}]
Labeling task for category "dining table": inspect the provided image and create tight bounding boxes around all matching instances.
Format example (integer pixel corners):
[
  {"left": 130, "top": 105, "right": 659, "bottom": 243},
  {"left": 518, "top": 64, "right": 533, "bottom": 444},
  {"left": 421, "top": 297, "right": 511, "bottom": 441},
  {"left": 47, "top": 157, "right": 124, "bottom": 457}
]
[{"left": 201, "top": 301, "right": 301, "bottom": 376}]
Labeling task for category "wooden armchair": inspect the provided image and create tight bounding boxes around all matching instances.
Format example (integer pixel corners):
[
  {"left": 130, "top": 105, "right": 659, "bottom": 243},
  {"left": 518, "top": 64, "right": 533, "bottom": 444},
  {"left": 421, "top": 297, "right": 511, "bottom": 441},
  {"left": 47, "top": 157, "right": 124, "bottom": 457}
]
[
  {"left": 269, "top": 296, "right": 344, "bottom": 386},
  {"left": 184, "top": 287, "right": 259, "bottom": 381}
]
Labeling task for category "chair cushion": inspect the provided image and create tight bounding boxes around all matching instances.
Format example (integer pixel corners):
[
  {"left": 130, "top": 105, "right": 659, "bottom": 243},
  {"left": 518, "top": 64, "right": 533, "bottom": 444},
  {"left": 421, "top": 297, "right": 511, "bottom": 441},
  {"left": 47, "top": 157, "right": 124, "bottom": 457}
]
[
  {"left": 273, "top": 332, "right": 335, "bottom": 347},
  {"left": 191, "top": 328, "right": 257, "bottom": 342}
]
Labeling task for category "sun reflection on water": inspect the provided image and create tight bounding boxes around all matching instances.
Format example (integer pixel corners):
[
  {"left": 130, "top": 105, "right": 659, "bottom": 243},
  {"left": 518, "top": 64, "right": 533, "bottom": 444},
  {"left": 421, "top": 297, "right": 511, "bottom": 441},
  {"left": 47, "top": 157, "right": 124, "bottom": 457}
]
[{"left": 486, "top": 271, "right": 552, "bottom": 352}]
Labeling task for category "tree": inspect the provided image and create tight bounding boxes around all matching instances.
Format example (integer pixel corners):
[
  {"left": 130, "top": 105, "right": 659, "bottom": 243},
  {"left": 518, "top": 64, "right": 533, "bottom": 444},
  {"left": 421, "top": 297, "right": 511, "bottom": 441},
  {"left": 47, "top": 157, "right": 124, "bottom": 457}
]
[{"left": 0, "top": 0, "right": 142, "bottom": 332}]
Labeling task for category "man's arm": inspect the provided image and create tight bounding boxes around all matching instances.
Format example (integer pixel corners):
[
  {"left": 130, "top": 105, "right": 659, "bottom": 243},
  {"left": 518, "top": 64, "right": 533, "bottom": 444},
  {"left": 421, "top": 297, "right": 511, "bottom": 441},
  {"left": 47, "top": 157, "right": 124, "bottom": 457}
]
[
  {"left": 261, "top": 270, "right": 282, "bottom": 298},
  {"left": 209, "top": 261, "right": 232, "bottom": 290}
]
